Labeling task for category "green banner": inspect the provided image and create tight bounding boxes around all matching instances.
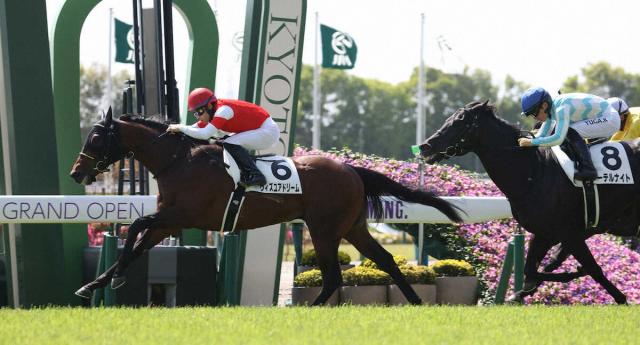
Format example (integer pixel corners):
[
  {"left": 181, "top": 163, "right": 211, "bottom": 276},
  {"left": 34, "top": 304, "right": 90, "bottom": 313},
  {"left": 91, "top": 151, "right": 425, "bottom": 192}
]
[
  {"left": 115, "top": 18, "right": 134, "bottom": 64},
  {"left": 320, "top": 24, "right": 357, "bottom": 69}
]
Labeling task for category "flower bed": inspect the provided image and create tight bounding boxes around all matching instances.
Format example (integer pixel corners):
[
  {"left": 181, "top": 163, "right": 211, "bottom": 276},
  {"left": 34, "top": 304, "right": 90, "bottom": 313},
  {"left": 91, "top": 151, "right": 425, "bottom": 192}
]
[{"left": 294, "top": 147, "right": 640, "bottom": 304}]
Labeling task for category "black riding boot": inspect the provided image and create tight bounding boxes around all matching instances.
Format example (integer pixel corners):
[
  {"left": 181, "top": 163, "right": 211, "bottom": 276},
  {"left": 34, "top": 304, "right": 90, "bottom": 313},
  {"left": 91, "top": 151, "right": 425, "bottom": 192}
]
[
  {"left": 565, "top": 128, "right": 597, "bottom": 181},
  {"left": 223, "top": 143, "right": 266, "bottom": 187}
]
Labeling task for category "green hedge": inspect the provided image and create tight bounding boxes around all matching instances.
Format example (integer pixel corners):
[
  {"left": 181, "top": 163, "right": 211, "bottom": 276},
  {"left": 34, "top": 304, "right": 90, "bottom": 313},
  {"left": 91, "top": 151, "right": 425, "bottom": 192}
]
[
  {"left": 293, "top": 269, "right": 323, "bottom": 287},
  {"left": 342, "top": 266, "right": 391, "bottom": 286},
  {"left": 300, "top": 249, "right": 352, "bottom": 266},
  {"left": 431, "top": 259, "right": 475, "bottom": 277}
]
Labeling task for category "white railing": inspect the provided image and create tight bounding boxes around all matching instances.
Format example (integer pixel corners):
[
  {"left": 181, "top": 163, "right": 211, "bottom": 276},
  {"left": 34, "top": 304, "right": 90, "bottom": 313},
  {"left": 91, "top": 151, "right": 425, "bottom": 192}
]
[{"left": 0, "top": 195, "right": 511, "bottom": 224}]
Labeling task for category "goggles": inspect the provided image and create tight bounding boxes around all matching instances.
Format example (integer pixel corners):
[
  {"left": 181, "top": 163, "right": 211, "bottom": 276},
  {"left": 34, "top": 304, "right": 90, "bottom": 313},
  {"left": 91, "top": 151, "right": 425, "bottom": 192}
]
[{"left": 193, "top": 107, "right": 208, "bottom": 119}]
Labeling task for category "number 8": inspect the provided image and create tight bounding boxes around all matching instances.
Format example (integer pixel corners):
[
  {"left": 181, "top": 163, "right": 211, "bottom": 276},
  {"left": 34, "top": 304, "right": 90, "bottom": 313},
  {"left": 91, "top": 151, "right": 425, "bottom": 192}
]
[{"left": 601, "top": 146, "right": 621, "bottom": 170}]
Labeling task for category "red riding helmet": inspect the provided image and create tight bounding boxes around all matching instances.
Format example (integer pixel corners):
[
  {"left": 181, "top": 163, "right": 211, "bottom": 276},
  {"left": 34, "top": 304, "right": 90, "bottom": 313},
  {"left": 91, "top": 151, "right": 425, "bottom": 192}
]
[{"left": 187, "top": 88, "right": 217, "bottom": 111}]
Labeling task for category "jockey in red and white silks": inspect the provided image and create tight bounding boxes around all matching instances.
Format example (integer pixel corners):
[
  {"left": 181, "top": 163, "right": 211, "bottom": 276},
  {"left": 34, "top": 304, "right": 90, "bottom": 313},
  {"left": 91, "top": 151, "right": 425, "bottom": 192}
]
[
  {"left": 167, "top": 87, "right": 279, "bottom": 187},
  {"left": 176, "top": 98, "right": 280, "bottom": 151}
]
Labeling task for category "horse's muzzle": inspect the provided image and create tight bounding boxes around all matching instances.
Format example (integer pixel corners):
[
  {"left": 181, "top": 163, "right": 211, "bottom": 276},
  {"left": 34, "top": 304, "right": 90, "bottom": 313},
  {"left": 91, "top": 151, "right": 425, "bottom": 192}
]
[
  {"left": 419, "top": 143, "right": 444, "bottom": 164},
  {"left": 424, "top": 152, "right": 445, "bottom": 164},
  {"left": 70, "top": 170, "right": 96, "bottom": 185}
]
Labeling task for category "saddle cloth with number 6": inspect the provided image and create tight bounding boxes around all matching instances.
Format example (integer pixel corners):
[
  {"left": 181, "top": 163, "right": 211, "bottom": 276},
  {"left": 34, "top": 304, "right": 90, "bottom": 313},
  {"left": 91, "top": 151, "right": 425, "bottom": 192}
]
[
  {"left": 551, "top": 141, "right": 634, "bottom": 187},
  {"left": 222, "top": 149, "right": 303, "bottom": 194}
]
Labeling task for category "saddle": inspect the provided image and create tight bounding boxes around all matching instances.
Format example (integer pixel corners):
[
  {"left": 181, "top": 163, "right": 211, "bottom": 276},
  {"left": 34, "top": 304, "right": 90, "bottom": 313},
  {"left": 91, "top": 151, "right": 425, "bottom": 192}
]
[
  {"left": 553, "top": 140, "right": 634, "bottom": 187},
  {"left": 219, "top": 149, "right": 303, "bottom": 234},
  {"left": 551, "top": 140, "right": 634, "bottom": 229}
]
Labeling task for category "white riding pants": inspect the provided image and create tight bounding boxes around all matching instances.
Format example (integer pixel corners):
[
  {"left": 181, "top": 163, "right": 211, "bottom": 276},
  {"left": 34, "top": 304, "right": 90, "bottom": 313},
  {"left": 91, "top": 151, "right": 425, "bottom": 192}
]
[
  {"left": 224, "top": 117, "right": 280, "bottom": 151},
  {"left": 571, "top": 110, "right": 620, "bottom": 139}
]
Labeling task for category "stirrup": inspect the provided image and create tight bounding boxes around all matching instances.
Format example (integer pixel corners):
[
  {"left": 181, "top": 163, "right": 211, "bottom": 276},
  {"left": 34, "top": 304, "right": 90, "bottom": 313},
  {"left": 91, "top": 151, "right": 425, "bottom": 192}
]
[{"left": 240, "top": 173, "right": 266, "bottom": 187}]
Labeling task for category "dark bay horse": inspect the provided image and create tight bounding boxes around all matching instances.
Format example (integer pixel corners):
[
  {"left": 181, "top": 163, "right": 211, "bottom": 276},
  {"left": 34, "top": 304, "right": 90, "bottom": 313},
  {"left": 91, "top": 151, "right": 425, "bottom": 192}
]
[
  {"left": 70, "top": 108, "right": 463, "bottom": 305},
  {"left": 420, "top": 101, "right": 640, "bottom": 304}
]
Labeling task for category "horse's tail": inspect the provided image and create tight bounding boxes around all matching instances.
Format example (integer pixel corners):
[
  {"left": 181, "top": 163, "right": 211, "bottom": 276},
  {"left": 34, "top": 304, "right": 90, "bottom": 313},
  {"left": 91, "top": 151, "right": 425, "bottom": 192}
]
[{"left": 349, "top": 165, "right": 464, "bottom": 223}]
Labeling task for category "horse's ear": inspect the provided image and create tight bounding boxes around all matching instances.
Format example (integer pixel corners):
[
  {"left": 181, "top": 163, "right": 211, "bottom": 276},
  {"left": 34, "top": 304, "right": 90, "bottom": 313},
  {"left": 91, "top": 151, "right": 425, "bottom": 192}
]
[
  {"left": 482, "top": 100, "right": 489, "bottom": 107},
  {"left": 105, "top": 106, "right": 113, "bottom": 126}
]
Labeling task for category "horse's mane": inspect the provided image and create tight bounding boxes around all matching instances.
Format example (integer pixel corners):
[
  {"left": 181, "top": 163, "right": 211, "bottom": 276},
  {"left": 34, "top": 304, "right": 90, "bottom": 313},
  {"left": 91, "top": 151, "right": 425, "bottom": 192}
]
[
  {"left": 119, "top": 114, "right": 169, "bottom": 132},
  {"left": 118, "top": 114, "right": 226, "bottom": 166},
  {"left": 465, "top": 100, "right": 522, "bottom": 139}
]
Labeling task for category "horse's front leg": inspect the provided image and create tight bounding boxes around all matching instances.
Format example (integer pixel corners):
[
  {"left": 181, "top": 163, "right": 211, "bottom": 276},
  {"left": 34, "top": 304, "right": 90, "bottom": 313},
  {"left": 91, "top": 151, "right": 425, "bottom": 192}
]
[
  {"left": 541, "top": 244, "right": 570, "bottom": 273},
  {"left": 111, "top": 207, "right": 186, "bottom": 289},
  {"left": 507, "top": 234, "right": 555, "bottom": 303},
  {"left": 75, "top": 228, "right": 168, "bottom": 299}
]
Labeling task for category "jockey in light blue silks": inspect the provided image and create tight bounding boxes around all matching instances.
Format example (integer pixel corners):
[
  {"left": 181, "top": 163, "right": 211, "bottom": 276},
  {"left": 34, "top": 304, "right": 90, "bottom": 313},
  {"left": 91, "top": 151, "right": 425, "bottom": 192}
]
[{"left": 518, "top": 87, "right": 620, "bottom": 181}]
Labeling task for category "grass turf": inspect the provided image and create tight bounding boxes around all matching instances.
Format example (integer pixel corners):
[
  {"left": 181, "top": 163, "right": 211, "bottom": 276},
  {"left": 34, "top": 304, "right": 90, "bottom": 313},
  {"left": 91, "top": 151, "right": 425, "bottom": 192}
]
[{"left": 0, "top": 305, "right": 637, "bottom": 345}]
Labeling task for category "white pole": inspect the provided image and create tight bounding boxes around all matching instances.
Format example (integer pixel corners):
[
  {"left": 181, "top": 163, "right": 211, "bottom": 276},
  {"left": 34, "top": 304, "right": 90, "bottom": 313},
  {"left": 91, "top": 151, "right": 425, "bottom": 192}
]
[
  {"left": 312, "top": 12, "right": 321, "bottom": 149},
  {"left": 417, "top": 13, "right": 425, "bottom": 145},
  {"left": 107, "top": 8, "right": 113, "bottom": 109},
  {"left": 417, "top": 13, "right": 426, "bottom": 265},
  {"left": 106, "top": 8, "right": 114, "bottom": 193}
]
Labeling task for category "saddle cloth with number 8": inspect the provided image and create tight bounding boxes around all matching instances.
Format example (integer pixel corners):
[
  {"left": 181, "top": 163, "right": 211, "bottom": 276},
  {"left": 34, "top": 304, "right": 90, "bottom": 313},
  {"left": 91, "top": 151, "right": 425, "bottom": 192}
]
[
  {"left": 551, "top": 141, "right": 634, "bottom": 187},
  {"left": 223, "top": 149, "right": 303, "bottom": 194}
]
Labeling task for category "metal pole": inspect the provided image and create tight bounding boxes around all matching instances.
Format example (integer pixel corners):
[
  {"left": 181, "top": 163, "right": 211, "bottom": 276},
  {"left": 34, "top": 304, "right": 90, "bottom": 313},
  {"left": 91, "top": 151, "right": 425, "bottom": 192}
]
[
  {"left": 91, "top": 241, "right": 106, "bottom": 307},
  {"left": 103, "top": 233, "right": 118, "bottom": 306},
  {"left": 416, "top": 13, "right": 426, "bottom": 266},
  {"left": 153, "top": 0, "right": 166, "bottom": 117},
  {"left": 129, "top": 157, "right": 136, "bottom": 195},
  {"left": 292, "top": 223, "right": 304, "bottom": 277},
  {"left": 494, "top": 241, "right": 515, "bottom": 304},
  {"left": 132, "top": 0, "right": 144, "bottom": 114},
  {"left": 222, "top": 234, "right": 241, "bottom": 305},
  {"left": 513, "top": 226, "right": 525, "bottom": 292},
  {"left": 162, "top": 0, "right": 179, "bottom": 123},
  {"left": 107, "top": 8, "right": 113, "bottom": 110},
  {"left": 312, "top": 12, "right": 320, "bottom": 149},
  {"left": 417, "top": 162, "right": 426, "bottom": 265},
  {"left": 417, "top": 13, "right": 425, "bottom": 145}
]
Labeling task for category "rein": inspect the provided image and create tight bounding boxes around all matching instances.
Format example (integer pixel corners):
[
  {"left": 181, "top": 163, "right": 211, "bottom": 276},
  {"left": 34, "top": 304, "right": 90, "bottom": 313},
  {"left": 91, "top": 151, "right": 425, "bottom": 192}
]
[
  {"left": 435, "top": 109, "right": 535, "bottom": 157},
  {"left": 147, "top": 132, "right": 226, "bottom": 179},
  {"left": 83, "top": 118, "right": 227, "bottom": 180}
]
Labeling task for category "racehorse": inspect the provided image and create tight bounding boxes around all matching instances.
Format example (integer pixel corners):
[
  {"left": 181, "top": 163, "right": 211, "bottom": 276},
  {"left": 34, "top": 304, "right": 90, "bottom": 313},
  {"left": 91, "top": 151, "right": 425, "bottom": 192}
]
[
  {"left": 419, "top": 100, "right": 640, "bottom": 304},
  {"left": 70, "top": 108, "right": 463, "bottom": 305}
]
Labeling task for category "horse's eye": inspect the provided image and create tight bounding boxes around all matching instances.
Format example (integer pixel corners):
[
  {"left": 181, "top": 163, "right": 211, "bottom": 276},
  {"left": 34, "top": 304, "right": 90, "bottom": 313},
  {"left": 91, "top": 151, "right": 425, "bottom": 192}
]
[{"left": 90, "top": 134, "right": 103, "bottom": 147}]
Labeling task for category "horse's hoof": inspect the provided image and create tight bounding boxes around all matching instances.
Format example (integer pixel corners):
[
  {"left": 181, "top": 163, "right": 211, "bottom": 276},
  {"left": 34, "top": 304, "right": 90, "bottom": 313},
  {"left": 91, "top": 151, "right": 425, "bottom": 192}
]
[
  {"left": 75, "top": 287, "right": 93, "bottom": 299},
  {"left": 615, "top": 296, "right": 628, "bottom": 305},
  {"left": 111, "top": 276, "right": 126, "bottom": 289},
  {"left": 506, "top": 293, "right": 524, "bottom": 304}
]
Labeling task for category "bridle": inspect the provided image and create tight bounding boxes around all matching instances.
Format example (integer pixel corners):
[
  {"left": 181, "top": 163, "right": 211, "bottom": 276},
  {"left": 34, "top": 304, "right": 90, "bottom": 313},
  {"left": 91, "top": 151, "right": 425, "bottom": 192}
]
[
  {"left": 80, "top": 117, "right": 227, "bottom": 179},
  {"left": 436, "top": 108, "right": 480, "bottom": 158},
  {"left": 433, "top": 106, "right": 536, "bottom": 159},
  {"left": 79, "top": 122, "right": 125, "bottom": 174}
]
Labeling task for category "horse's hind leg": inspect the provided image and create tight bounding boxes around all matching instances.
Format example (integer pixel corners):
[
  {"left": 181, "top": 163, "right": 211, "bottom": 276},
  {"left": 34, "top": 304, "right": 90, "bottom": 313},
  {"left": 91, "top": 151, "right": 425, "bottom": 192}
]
[
  {"left": 343, "top": 218, "right": 421, "bottom": 305},
  {"left": 309, "top": 235, "right": 342, "bottom": 306},
  {"left": 563, "top": 239, "right": 627, "bottom": 304}
]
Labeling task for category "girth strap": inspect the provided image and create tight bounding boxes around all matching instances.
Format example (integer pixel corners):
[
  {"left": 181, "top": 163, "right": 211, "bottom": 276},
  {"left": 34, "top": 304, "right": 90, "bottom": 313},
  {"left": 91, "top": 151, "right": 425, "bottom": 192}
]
[
  {"left": 221, "top": 185, "right": 246, "bottom": 234},
  {"left": 581, "top": 181, "right": 599, "bottom": 229}
]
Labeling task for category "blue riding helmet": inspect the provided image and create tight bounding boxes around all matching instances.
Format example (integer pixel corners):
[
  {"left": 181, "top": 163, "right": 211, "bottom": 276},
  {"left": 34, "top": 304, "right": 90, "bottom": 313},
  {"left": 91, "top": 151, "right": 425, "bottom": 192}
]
[{"left": 521, "top": 87, "right": 552, "bottom": 116}]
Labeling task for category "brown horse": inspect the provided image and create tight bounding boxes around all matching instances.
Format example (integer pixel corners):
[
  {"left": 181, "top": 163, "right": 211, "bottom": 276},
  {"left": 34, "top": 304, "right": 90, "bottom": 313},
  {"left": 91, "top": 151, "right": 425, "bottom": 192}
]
[{"left": 70, "top": 108, "right": 463, "bottom": 305}]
